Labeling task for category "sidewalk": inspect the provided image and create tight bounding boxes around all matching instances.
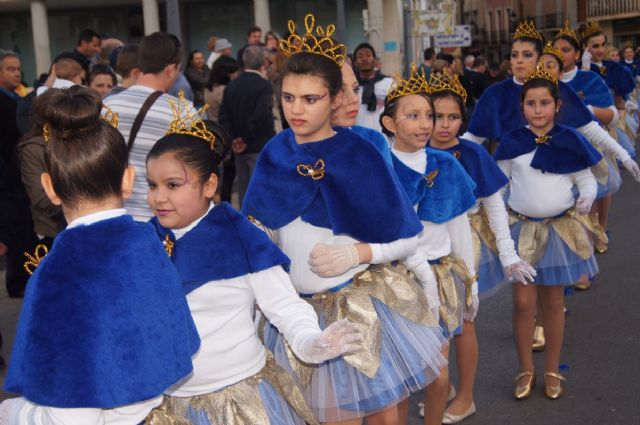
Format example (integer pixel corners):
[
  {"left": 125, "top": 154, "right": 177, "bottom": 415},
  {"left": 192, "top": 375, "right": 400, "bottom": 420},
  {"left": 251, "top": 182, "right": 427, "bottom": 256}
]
[{"left": 0, "top": 260, "right": 23, "bottom": 401}]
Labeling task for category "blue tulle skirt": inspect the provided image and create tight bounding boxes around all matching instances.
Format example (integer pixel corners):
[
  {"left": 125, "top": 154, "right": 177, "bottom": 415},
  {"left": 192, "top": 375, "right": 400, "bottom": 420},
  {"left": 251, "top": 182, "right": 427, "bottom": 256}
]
[
  {"left": 476, "top": 237, "right": 509, "bottom": 300},
  {"left": 594, "top": 153, "right": 622, "bottom": 198},
  {"left": 510, "top": 220, "right": 599, "bottom": 286},
  {"left": 263, "top": 298, "right": 447, "bottom": 422},
  {"left": 615, "top": 127, "right": 637, "bottom": 159}
]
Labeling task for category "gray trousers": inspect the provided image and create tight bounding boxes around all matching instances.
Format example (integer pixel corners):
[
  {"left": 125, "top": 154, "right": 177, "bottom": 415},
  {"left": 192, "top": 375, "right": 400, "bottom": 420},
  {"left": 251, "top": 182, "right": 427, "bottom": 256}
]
[{"left": 234, "top": 152, "right": 259, "bottom": 208}]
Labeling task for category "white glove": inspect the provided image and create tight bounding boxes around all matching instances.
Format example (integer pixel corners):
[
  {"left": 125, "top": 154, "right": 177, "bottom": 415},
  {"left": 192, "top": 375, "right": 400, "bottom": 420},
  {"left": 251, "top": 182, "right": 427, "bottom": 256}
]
[
  {"left": 625, "top": 100, "right": 639, "bottom": 113},
  {"left": 622, "top": 159, "right": 640, "bottom": 182},
  {"left": 0, "top": 399, "right": 13, "bottom": 425},
  {"left": 463, "top": 294, "right": 480, "bottom": 322},
  {"left": 308, "top": 243, "right": 360, "bottom": 277},
  {"left": 581, "top": 50, "right": 592, "bottom": 70},
  {"left": 576, "top": 195, "right": 595, "bottom": 215},
  {"left": 299, "top": 319, "right": 362, "bottom": 363},
  {"left": 505, "top": 260, "right": 537, "bottom": 285},
  {"left": 421, "top": 272, "right": 441, "bottom": 321}
]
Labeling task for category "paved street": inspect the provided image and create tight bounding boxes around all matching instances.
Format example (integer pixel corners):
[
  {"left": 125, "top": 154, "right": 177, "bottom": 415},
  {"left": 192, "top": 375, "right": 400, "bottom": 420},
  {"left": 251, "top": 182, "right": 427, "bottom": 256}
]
[{"left": 1, "top": 174, "right": 639, "bottom": 424}]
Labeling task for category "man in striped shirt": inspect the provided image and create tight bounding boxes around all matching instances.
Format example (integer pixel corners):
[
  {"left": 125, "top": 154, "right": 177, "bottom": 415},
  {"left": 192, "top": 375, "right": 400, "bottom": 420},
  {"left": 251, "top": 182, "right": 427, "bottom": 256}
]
[{"left": 105, "top": 32, "right": 196, "bottom": 221}]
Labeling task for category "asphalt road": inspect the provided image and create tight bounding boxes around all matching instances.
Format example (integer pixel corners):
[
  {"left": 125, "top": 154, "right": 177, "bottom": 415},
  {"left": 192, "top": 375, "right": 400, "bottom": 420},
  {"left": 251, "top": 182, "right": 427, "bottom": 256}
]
[{"left": 1, "top": 174, "right": 639, "bottom": 424}]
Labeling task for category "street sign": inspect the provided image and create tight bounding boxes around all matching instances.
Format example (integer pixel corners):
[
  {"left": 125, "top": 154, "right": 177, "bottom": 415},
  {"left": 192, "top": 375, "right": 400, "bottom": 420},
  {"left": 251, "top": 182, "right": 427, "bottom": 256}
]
[{"left": 434, "top": 25, "right": 472, "bottom": 47}]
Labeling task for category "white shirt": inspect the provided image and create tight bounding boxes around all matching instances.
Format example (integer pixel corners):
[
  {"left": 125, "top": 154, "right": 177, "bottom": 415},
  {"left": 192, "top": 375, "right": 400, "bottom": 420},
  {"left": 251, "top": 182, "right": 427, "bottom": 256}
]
[
  {"left": 498, "top": 150, "right": 596, "bottom": 218},
  {"left": 166, "top": 206, "right": 322, "bottom": 396},
  {"left": 355, "top": 76, "right": 393, "bottom": 132},
  {"left": 35, "top": 79, "right": 77, "bottom": 96},
  {"left": 2, "top": 208, "right": 162, "bottom": 425}
]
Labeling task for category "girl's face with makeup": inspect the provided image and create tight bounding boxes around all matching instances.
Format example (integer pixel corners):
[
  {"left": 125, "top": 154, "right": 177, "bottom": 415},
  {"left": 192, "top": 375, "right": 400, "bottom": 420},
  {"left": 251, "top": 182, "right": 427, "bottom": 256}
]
[
  {"left": 146, "top": 153, "right": 216, "bottom": 229},
  {"left": 511, "top": 40, "right": 539, "bottom": 82}
]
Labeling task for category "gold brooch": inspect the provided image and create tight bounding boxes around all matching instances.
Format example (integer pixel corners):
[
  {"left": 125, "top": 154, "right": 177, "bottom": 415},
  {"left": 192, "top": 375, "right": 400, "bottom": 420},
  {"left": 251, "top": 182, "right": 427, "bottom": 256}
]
[
  {"left": 24, "top": 244, "right": 49, "bottom": 276},
  {"left": 163, "top": 234, "right": 174, "bottom": 257},
  {"left": 297, "top": 159, "right": 326, "bottom": 181},
  {"left": 453, "top": 151, "right": 461, "bottom": 159},
  {"left": 425, "top": 169, "right": 439, "bottom": 188},
  {"left": 535, "top": 135, "right": 552, "bottom": 145},
  {"left": 599, "top": 66, "right": 607, "bottom": 77}
]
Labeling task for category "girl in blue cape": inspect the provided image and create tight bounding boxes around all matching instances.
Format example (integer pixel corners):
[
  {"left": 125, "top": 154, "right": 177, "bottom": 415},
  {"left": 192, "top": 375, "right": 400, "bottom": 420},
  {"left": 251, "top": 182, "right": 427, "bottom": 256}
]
[
  {"left": 495, "top": 63, "right": 603, "bottom": 401},
  {"left": 243, "top": 14, "right": 447, "bottom": 425},
  {"left": 378, "top": 65, "right": 477, "bottom": 425},
  {"left": 143, "top": 95, "right": 361, "bottom": 425},
  {"left": 0, "top": 86, "right": 200, "bottom": 425},
  {"left": 621, "top": 44, "right": 640, "bottom": 78},
  {"left": 330, "top": 61, "right": 392, "bottom": 165},
  {"left": 425, "top": 69, "right": 535, "bottom": 423}
]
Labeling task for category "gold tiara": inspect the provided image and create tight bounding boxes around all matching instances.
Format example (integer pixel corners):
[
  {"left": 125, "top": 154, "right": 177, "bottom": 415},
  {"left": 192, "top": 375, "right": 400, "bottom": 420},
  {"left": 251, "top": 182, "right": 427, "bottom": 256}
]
[
  {"left": 42, "top": 106, "right": 119, "bottom": 143},
  {"left": 524, "top": 59, "right": 558, "bottom": 85},
  {"left": 428, "top": 67, "right": 468, "bottom": 103},
  {"left": 386, "top": 63, "right": 429, "bottom": 102},
  {"left": 555, "top": 20, "right": 579, "bottom": 45},
  {"left": 279, "top": 13, "right": 347, "bottom": 67},
  {"left": 543, "top": 41, "right": 563, "bottom": 64},
  {"left": 102, "top": 105, "right": 119, "bottom": 129},
  {"left": 580, "top": 21, "right": 602, "bottom": 40},
  {"left": 623, "top": 40, "right": 633, "bottom": 49},
  {"left": 166, "top": 90, "right": 216, "bottom": 152},
  {"left": 514, "top": 20, "right": 543, "bottom": 41}
]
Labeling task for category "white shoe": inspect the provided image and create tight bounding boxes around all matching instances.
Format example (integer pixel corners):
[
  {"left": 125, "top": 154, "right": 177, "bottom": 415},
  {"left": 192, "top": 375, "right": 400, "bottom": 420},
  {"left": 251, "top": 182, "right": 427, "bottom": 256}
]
[
  {"left": 417, "top": 386, "right": 457, "bottom": 417},
  {"left": 442, "top": 402, "right": 476, "bottom": 424}
]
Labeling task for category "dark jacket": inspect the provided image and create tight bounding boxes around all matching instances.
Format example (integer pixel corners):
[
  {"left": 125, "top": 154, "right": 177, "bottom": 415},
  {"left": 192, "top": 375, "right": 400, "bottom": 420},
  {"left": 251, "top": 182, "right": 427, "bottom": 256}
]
[{"left": 218, "top": 71, "right": 275, "bottom": 154}]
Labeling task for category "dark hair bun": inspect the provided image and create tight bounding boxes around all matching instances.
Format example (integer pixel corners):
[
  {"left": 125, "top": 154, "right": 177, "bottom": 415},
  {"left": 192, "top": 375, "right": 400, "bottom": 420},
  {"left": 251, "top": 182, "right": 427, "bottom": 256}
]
[
  {"left": 204, "top": 119, "right": 229, "bottom": 164},
  {"left": 43, "top": 86, "right": 102, "bottom": 140}
]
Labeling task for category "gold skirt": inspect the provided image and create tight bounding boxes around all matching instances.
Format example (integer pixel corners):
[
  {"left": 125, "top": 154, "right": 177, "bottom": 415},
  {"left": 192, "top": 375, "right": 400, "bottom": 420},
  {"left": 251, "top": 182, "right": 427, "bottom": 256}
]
[
  {"left": 430, "top": 255, "right": 474, "bottom": 334},
  {"left": 145, "top": 353, "right": 318, "bottom": 425}
]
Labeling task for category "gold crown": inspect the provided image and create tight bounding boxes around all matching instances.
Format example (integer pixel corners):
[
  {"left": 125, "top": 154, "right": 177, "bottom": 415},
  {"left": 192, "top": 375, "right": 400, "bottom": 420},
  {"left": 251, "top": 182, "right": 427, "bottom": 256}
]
[
  {"left": 580, "top": 21, "right": 602, "bottom": 40},
  {"left": 386, "top": 63, "right": 429, "bottom": 101},
  {"left": 102, "top": 105, "right": 119, "bottom": 129},
  {"left": 524, "top": 59, "right": 558, "bottom": 85},
  {"left": 623, "top": 40, "right": 633, "bottom": 49},
  {"left": 514, "top": 20, "right": 543, "bottom": 41},
  {"left": 555, "top": 20, "right": 579, "bottom": 45},
  {"left": 428, "top": 67, "right": 468, "bottom": 103},
  {"left": 166, "top": 90, "right": 217, "bottom": 152},
  {"left": 279, "top": 13, "right": 347, "bottom": 67},
  {"left": 42, "top": 106, "right": 119, "bottom": 143},
  {"left": 543, "top": 41, "right": 563, "bottom": 64}
]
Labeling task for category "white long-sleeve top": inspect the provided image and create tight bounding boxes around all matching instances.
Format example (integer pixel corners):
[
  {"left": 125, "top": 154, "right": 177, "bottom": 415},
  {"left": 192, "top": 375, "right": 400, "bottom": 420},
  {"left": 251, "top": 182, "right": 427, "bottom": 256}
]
[
  {"left": 277, "top": 218, "right": 422, "bottom": 294},
  {"left": 561, "top": 67, "right": 619, "bottom": 126},
  {"left": 2, "top": 209, "right": 162, "bottom": 425},
  {"left": 392, "top": 148, "right": 477, "bottom": 294},
  {"left": 472, "top": 193, "right": 520, "bottom": 267},
  {"left": 497, "top": 150, "right": 597, "bottom": 218},
  {"left": 165, "top": 206, "right": 323, "bottom": 396}
]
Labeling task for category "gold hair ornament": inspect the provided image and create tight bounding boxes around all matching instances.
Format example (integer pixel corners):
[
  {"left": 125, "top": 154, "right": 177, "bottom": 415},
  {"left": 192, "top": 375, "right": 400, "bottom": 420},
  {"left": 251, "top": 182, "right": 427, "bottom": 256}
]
[
  {"left": 555, "top": 20, "right": 579, "bottom": 45},
  {"left": 428, "top": 67, "right": 468, "bottom": 103},
  {"left": 580, "top": 21, "right": 603, "bottom": 41},
  {"left": 24, "top": 244, "right": 49, "bottom": 276},
  {"left": 623, "top": 40, "right": 633, "bottom": 49},
  {"left": 513, "top": 20, "right": 543, "bottom": 41},
  {"left": 279, "top": 13, "right": 347, "bottom": 67},
  {"left": 524, "top": 60, "right": 558, "bottom": 85},
  {"left": 101, "top": 105, "right": 119, "bottom": 128},
  {"left": 166, "top": 90, "right": 217, "bottom": 152},
  {"left": 42, "top": 123, "right": 50, "bottom": 143},
  {"left": 386, "top": 63, "right": 429, "bottom": 102},
  {"left": 543, "top": 41, "right": 564, "bottom": 65}
]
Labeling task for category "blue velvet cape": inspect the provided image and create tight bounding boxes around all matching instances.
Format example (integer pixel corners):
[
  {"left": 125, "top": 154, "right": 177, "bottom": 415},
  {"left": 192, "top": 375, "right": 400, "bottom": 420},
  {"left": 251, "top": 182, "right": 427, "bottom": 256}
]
[
  {"left": 430, "top": 138, "right": 509, "bottom": 199},
  {"left": 4, "top": 215, "right": 200, "bottom": 408},
  {"left": 583, "top": 60, "right": 635, "bottom": 97},
  {"left": 494, "top": 124, "right": 602, "bottom": 174},
  {"left": 151, "top": 203, "right": 290, "bottom": 294},
  {"left": 350, "top": 125, "right": 393, "bottom": 165},
  {"left": 391, "top": 148, "right": 477, "bottom": 224},
  {"left": 566, "top": 69, "right": 615, "bottom": 108},
  {"left": 241, "top": 127, "right": 423, "bottom": 243},
  {"left": 621, "top": 59, "right": 640, "bottom": 78},
  {"left": 468, "top": 78, "right": 594, "bottom": 140}
]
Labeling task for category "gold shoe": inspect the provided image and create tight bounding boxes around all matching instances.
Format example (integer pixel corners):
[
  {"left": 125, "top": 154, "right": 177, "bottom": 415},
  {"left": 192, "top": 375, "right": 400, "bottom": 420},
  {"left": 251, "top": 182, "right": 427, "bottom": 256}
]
[
  {"left": 544, "top": 372, "right": 566, "bottom": 399},
  {"left": 514, "top": 371, "right": 535, "bottom": 400},
  {"left": 532, "top": 326, "right": 545, "bottom": 351},
  {"left": 595, "top": 240, "right": 608, "bottom": 254},
  {"left": 574, "top": 279, "right": 592, "bottom": 291}
]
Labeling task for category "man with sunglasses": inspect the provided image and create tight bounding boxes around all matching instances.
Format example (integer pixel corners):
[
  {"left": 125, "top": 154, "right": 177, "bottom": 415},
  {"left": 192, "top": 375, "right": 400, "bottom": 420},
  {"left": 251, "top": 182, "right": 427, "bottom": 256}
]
[{"left": 105, "top": 32, "right": 197, "bottom": 222}]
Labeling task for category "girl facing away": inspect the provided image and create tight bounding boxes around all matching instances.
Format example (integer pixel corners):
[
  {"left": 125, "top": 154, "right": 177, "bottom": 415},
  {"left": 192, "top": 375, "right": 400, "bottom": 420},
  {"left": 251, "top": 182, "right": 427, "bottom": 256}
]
[
  {"left": 243, "top": 14, "right": 447, "bottom": 425},
  {"left": 426, "top": 68, "right": 535, "bottom": 423},
  {"left": 143, "top": 95, "right": 361, "bottom": 425},
  {"left": 0, "top": 86, "right": 200, "bottom": 425},
  {"left": 494, "top": 62, "right": 603, "bottom": 401}
]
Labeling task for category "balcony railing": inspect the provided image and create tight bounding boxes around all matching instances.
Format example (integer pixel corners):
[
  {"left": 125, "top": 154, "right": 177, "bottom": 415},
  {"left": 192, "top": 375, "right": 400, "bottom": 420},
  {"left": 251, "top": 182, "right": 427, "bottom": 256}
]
[{"left": 587, "top": 0, "right": 640, "bottom": 18}]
